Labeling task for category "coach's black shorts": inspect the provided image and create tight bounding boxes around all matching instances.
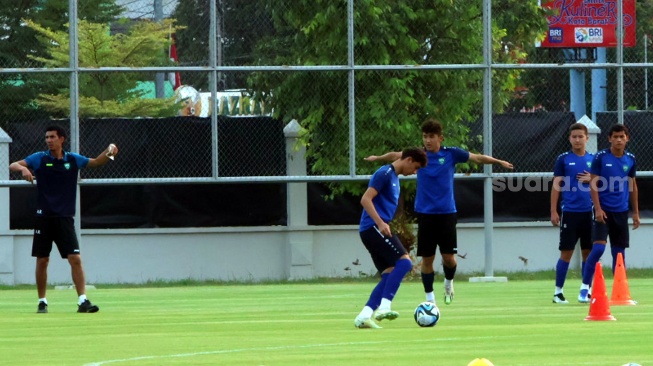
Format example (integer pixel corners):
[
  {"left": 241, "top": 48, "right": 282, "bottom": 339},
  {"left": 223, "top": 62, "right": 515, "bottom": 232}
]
[
  {"left": 360, "top": 226, "right": 407, "bottom": 273},
  {"left": 416, "top": 213, "right": 458, "bottom": 257},
  {"left": 32, "top": 217, "right": 80, "bottom": 258},
  {"left": 559, "top": 211, "right": 592, "bottom": 251},
  {"left": 592, "top": 210, "right": 629, "bottom": 248}
]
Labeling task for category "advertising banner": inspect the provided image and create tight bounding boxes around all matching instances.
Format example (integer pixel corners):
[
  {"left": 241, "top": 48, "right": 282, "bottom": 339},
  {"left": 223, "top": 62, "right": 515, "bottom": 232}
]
[{"left": 539, "top": 0, "right": 636, "bottom": 48}]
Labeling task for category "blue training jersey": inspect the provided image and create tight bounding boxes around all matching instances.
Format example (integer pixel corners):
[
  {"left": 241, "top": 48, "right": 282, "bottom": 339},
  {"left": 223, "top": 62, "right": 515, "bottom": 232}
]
[
  {"left": 590, "top": 149, "right": 636, "bottom": 212},
  {"left": 24, "top": 150, "right": 90, "bottom": 217},
  {"left": 414, "top": 146, "right": 469, "bottom": 214},
  {"left": 552, "top": 151, "right": 593, "bottom": 212},
  {"left": 359, "top": 164, "right": 400, "bottom": 232}
]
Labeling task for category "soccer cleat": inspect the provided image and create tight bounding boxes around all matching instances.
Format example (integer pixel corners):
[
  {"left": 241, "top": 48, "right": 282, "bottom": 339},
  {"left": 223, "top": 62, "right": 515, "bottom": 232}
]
[
  {"left": 354, "top": 316, "right": 382, "bottom": 329},
  {"left": 578, "top": 289, "right": 590, "bottom": 303},
  {"left": 77, "top": 299, "right": 99, "bottom": 313},
  {"left": 37, "top": 301, "right": 48, "bottom": 313},
  {"left": 444, "top": 284, "right": 454, "bottom": 305},
  {"left": 552, "top": 293, "right": 569, "bottom": 304},
  {"left": 374, "top": 309, "right": 399, "bottom": 321}
]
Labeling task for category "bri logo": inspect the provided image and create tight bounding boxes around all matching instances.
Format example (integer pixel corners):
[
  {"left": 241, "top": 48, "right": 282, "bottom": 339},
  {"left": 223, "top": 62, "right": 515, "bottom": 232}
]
[
  {"left": 575, "top": 28, "right": 603, "bottom": 44},
  {"left": 548, "top": 28, "right": 563, "bottom": 43}
]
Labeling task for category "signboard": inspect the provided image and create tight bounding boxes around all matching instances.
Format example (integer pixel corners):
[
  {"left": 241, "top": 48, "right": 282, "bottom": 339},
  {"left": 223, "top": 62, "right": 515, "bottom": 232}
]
[{"left": 539, "top": 0, "right": 636, "bottom": 48}]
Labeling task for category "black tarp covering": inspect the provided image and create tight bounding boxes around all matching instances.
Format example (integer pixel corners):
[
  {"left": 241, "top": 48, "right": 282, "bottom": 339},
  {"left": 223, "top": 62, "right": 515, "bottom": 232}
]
[
  {"left": 595, "top": 111, "right": 653, "bottom": 171},
  {"left": 7, "top": 113, "right": 651, "bottom": 228}
]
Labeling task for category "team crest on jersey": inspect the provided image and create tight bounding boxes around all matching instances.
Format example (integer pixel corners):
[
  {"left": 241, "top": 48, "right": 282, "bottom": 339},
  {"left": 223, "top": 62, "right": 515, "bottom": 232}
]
[
  {"left": 623, "top": 165, "right": 629, "bottom": 172},
  {"left": 586, "top": 162, "right": 591, "bottom": 168},
  {"left": 64, "top": 163, "right": 71, "bottom": 170},
  {"left": 438, "top": 158, "right": 445, "bottom": 164}
]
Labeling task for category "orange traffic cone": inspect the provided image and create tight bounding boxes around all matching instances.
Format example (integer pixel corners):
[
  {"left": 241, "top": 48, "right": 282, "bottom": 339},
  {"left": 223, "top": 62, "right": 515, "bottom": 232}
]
[
  {"left": 585, "top": 262, "right": 616, "bottom": 321},
  {"left": 610, "top": 253, "right": 636, "bottom": 306}
]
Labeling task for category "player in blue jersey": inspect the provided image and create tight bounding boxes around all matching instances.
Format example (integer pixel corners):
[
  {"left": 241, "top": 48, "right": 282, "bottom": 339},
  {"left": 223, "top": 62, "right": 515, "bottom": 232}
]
[
  {"left": 578, "top": 124, "right": 639, "bottom": 303},
  {"left": 550, "top": 123, "right": 594, "bottom": 304},
  {"left": 365, "top": 119, "right": 512, "bottom": 305},
  {"left": 9, "top": 125, "right": 118, "bottom": 313},
  {"left": 354, "top": 147, "right": 427, "bottom": 329}
]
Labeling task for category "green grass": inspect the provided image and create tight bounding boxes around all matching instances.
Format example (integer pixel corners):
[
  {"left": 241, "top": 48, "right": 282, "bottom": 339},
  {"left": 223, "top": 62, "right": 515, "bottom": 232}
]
[{"left": 1, "top": 278, "right": 652, "bottom": 366}]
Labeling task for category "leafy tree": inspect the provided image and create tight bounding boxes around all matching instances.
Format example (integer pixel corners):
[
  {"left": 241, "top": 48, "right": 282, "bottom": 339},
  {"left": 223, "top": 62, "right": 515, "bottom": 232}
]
[
  {"left": 0, "top": 0, "right": 123, "bottom": 125},
  {"left": 245, "top": 0, "right": 548, "bottom": 197},
  {"left": 24, "top": 19, "right": 184, "bottom": 118}
]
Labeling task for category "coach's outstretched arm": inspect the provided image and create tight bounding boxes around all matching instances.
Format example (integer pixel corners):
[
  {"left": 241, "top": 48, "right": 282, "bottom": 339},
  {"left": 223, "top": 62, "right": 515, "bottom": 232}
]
[{"left": 87, "top": 144, "right": 120, "bottom": 168}]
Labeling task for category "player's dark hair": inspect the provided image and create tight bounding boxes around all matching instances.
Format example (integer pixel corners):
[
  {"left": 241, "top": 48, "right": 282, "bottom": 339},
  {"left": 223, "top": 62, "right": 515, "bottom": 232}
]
[
  {"left": 401, "top": 147, "right": 428, "bottom": 167},
  {"left": 569, "top": 122, "right": 588, "bottom": 136},
  {"left": 45, "top": 125, "right": 67, "bottom": 139},
  {"left": 421, "top": 119, "right": 443, "bottom": 135},
  {"left": 609, "top": 124, "right": 629, "bottom": 137}
]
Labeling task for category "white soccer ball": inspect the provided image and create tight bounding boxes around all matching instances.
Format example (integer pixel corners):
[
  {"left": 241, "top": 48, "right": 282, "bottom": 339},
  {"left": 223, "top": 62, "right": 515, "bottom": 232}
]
[
  {"left": 414, "top": 301, "right": 440, "bottom": 327},
  {"left": 621, "top": 363, "right": 642, "bottom": 366}
]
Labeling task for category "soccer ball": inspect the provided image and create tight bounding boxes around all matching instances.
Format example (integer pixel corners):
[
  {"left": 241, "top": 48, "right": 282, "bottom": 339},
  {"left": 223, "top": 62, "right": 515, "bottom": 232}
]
[{"left": 413, "top": 301, "right": 440, "bottom": 327}]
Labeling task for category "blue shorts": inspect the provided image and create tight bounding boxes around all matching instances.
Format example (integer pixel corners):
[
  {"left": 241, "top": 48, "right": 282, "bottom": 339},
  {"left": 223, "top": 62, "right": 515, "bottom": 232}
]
[
  {"left": 359, "top": 226, "right": 407, "bottom": 273},
  {"left": 416, "top": 213, "right": 458, "bottom": 256},
  {"left": 559, "top": 211, "right": 592, "bottom": 251},
  {"left": 592, "top": 210, "right": 629, "bottom": 248}
]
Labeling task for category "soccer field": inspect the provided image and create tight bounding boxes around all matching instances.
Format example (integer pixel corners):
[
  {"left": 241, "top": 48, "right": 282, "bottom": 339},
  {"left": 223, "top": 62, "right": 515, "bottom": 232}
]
[{"left": 0, "top": 279, "right": 651, "bottom": 366}]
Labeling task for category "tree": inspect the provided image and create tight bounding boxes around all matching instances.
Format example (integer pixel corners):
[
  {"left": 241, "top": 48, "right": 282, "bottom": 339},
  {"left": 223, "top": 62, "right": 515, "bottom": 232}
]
[
  {"left": 24, "top": 19, "right": 184, "bottom": 118},
  {"left": 245, "top": 0, "right": 548, "bottom": 196},
  {"left": 0, "top": 0, "right": 123, "bottom": 126}
]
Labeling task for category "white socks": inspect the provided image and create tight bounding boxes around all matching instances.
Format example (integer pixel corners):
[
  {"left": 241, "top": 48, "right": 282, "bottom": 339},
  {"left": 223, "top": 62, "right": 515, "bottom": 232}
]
[{"left": 358, "top": 306, "right": 374, "bottom": 319}]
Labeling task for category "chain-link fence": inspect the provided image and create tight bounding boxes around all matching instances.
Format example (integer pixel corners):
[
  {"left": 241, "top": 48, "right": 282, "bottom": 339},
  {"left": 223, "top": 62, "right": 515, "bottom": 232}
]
[{"left": 1, "top": 0, "right": 652, "bottom": 226}]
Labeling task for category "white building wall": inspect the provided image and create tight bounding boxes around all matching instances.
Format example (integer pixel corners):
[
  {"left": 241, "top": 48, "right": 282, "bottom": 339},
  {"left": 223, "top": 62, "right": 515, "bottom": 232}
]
[{"left": 3, "top": 221, "right": 652, "bottom": 285}]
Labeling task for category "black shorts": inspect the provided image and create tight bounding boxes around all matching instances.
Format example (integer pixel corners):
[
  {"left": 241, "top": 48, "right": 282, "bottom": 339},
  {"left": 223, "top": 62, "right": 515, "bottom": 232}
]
[
  {"left": 592, "top": 210, "right": 630, "bottom": 248},
  {"left": 416, "top": 213, "right": 458, "bottom": 257},
  {"left": 558, "top": 211, "right": 592, "bottom": 251},
  {"left": 32, "top": 217, "right": 80, "bottom": 258},
  {"left": 359, "top": 226, "right": 408, "bottom": 273}
]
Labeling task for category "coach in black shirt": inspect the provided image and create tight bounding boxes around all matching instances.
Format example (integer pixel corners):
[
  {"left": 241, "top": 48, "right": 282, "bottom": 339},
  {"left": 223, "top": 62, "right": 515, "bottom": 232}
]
[{"left": 10, "top": 125, "right": 118, "bottom": 313}]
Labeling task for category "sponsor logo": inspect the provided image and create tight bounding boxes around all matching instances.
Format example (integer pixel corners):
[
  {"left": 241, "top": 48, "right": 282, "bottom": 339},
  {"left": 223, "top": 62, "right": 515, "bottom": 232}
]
[
  {"left": 548, "top": 28, "right": 563, "bottom": 43},
  {"left": 575, "top": 27, "right": 603, "bottom": 44}
]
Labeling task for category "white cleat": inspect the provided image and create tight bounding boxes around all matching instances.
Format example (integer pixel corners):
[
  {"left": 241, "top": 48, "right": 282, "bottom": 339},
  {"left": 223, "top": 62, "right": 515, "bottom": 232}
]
[
  {"left": 354, "top": 316, "right": 382, "bottom": 329},
  {"left": 374, "top": 308, "right": 399, "bottom": 321},
  {"left": 552, "top": 293, "right": 569, "bottom": 304},
  {"left": 444, "top": 284, "right": 454, "bottom": 305}
]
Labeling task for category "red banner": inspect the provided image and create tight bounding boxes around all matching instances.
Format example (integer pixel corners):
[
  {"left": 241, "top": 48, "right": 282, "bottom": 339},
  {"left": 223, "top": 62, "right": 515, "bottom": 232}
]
[{"left": 539, "top": 0, "right": 636, "bottom": 48}]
